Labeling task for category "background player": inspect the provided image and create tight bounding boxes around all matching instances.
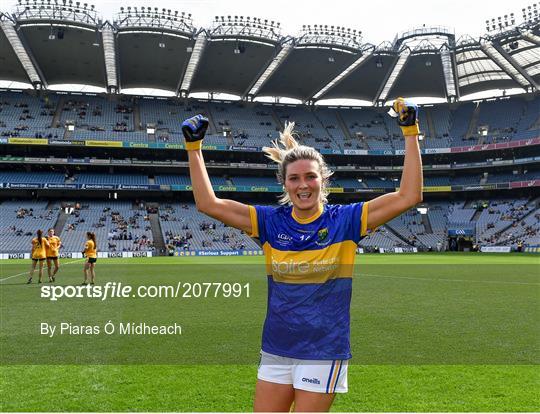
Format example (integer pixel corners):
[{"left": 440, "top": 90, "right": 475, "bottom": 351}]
[
  {"left": 182, "top": 97, "right": 423, "bottom": 411},
  {"left": 27, "top": 229, "right": 49, "bottom": 284},
  {"left": 82, "top": 231, "right": 97, "bottom": 285},
  {"left": 45, "top": 228, "right": 62, "bottom": 282}
]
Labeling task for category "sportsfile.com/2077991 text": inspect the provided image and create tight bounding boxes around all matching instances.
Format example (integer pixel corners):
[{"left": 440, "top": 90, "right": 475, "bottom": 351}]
[{"left": 40, "top": 282, "right": 251, "bottom": 301}]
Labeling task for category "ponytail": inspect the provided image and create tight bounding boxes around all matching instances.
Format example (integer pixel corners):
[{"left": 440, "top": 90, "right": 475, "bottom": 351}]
[
  {"left": 87, "top": 232, "right": 97, "bottom": 251},
  {"left": 37, "top": 229, "right": 43, "bottom": 246}
]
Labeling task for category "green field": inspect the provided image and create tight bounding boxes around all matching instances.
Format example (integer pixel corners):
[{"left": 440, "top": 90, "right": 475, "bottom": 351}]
[{"left": 1, "top": 254, "right": 539, "bottom": 412}]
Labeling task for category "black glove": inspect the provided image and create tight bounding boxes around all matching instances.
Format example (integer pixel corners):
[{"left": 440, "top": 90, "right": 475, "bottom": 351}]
[
  {"left": 182, "top": 114, "right": 209, "bottom": 150},
  {"left": 388, "top": 97, "right": 420, "bottom": 136}
]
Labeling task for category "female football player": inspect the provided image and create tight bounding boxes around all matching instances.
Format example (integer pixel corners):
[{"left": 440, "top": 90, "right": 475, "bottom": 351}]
[
  {"left": 46, "top": 228, "right": 62, "bottom": 282},
  {"left": 82, "top": 232, "right": 97, "bottom": 285},
  {"left": 182, "top": 98, "right": 423, "bottom": 412},
  {"left": 28, "top": 229, "right": 49, "bottom": 284}
]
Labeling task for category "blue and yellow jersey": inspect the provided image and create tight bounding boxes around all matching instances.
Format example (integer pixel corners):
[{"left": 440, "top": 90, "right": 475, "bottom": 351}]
[{"left": 248, "top": 202, "right": 368, "bottom": 360}]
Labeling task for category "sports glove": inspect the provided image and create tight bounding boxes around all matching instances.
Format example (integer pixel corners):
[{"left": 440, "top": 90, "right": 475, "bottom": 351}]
[
  {"left": 388, "top": 97, "right": 420, "bottom": 136},
  {"left": 182, "top": 114, "right": 209, "bottom": 151}
]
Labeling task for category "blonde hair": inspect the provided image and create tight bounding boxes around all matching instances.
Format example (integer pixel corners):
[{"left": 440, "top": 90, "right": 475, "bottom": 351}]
[{"left": 262, "top": 122, "right": 333, "bottom": 205}]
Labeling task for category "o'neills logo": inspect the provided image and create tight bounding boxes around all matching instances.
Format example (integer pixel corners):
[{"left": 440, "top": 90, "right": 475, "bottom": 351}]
[{"left": 302, "top": 377, "right": 321, "bottom": 384}]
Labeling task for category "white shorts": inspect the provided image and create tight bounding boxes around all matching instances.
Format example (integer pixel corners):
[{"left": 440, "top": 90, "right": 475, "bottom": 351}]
[{"left": 257, "top": 350, "right": 348, "bottom": 393}]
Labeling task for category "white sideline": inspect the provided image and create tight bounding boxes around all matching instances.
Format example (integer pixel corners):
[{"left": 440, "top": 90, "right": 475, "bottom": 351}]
[{"left": 0, "top": 258, "right": 85, "bottom": 282}]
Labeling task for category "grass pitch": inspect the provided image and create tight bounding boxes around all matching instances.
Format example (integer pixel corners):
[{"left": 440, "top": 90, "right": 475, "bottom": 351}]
[{"left": 1, "top": 253, "right": 539, "bottom": 412}]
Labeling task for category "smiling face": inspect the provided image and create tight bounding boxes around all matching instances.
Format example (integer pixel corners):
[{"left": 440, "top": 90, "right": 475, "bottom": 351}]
[
  {"left": 48, "top": 229, "right": 54, "bottom": 237},
  {"left": 284, "top": 159, "right": 322, "bottom": 217}
]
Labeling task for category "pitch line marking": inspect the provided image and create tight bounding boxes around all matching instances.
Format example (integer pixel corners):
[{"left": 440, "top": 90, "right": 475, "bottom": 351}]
[
  {"left": 0, "top": 258, "right": 85, "bottom": 283},
  {"left": 361, "top": 273, "right": 540, "bottom": 286}
]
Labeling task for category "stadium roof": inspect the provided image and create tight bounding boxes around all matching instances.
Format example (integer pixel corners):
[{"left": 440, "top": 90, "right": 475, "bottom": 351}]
[
  {"left": 0, "top": 2, "right": 539, "bottom": 103},
  {"left": 117, "top": 28, "right": 195, "bottom": 92},
  {"left": 189, "top": 26, "right": 280, "bottom": 97},
  {"left": 0, "top": 14, "right": 30, "bottom": 84}
]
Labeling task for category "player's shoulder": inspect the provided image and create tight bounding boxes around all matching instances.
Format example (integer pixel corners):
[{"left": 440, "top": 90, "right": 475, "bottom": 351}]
[
  {"left": 324, "top": 202, "right": 365, "bottom": 219},
  {"left": 254, "top": 204, "right": 290, "bottom": 218},
  {"left": 325, "top": 203, "right": 355, "bottom": 215}
]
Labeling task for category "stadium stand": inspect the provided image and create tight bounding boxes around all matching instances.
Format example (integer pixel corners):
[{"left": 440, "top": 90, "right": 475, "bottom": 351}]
[
  {"left": 0, "top": 91, "right": 59, "bottom": 139},
  {"left": 1, "top": 92, "right": 538, "bottom": 151},
  {"left": 0, "top": 200, "right": 61, "bottom": 253},
  {"left": 159, "top": 203, "right": 260, "bottom": 251},
  {"left": 60, "top": 201, "right": 154, "bottom": 253},
  {"left": 59, "top": 95, "right": 136, "bottom": 141},
  {"left": 208, "top": 102, "right": 278, "bottom": 148},
  {"left": 74, "top": 173, "right": 149, "bottom": 185},
  {"left": 0, "top": 198, "right": 538, "bottom": 254},
  {"left": 0, "top": 171, "right": 65, "bottom": 183}
]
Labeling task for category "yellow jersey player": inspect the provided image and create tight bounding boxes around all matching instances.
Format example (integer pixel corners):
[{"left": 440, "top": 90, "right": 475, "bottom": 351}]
[
  {"left": 82, "top": 232, "right": 97, "bottom": 285},
  {"left": 182, "top": 97, "right": 423, "bottom": 412},
  {"left": 28, "top": 230, "right": 50, "bottom": 284},
  {"left": 46, "top": 228, "right": 62, "bottom": 282}
]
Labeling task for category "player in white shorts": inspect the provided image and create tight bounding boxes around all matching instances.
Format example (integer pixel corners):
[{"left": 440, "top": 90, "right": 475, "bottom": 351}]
[
  {"left": 258, "top": 351, "right": 348, "bottom": 394},
  {"left": 183, "top": 97, "right": 423, "bottom": 411}
]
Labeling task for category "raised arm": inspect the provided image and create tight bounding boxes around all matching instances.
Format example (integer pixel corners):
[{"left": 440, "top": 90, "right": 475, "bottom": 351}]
[
  {"left": 183, "top": 115, "right": 252, "bottom": 234},
  {"left": 366, "top": 98, "right": 423, "bottom": 231}
]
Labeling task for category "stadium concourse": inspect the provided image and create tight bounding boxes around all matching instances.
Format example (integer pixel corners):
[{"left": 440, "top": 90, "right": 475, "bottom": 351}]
[{"left": 0, "top": 1, "right": 539, "bottom": 256}]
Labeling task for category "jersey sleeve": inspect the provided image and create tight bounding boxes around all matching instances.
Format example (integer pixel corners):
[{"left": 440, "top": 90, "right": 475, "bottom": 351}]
[
  {"left": 248, "top": 205, "right": 274, "bottom": 244},
  {"left": 84, "top": 241, "right": 89, "bottom": 251},
  {"left": 339, "top": 202, "right": 369, "bottom": 243}
]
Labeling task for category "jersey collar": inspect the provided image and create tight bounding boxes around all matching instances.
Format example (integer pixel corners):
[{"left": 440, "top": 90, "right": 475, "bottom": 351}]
[{"left": 291, "top": 204, "right": 324, "bottom": 224}]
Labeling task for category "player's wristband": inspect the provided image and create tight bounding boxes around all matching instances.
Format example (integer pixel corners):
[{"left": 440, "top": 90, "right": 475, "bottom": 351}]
[
  {"left": 400, "top": 123, "right": 420, "bottom": 136},
  {"left": 185, "top": 140, "right": 203, "bottom": 151}
]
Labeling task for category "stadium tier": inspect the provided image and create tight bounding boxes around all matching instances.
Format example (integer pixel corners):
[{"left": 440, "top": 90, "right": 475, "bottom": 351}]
[
  {"left": 1, "top": 92, "right": 538, "bottom": 152},
  {"left": 159, "top": 203, "right": 260, "bottom": 251},
  {"left": 59, "top": 201, "right": 154, "bottom": 253},
  {"left": 1, "top": 198, "right": 538, "bottom": 254},
  {"left": 1, "top": 200, "right": 60, "bottom": 253},
  {"left": 1, "top": 171, "right": 538, "bottom": 189}
]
